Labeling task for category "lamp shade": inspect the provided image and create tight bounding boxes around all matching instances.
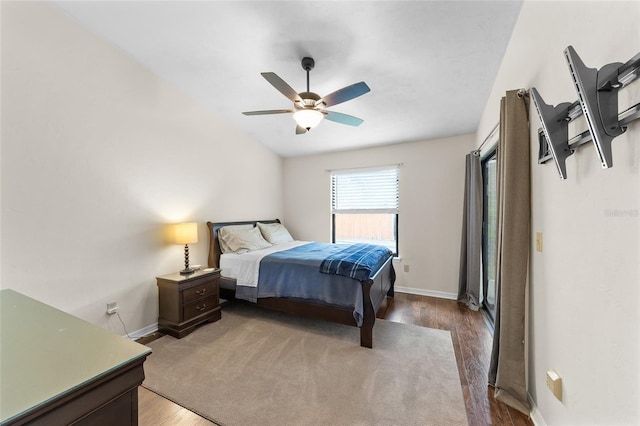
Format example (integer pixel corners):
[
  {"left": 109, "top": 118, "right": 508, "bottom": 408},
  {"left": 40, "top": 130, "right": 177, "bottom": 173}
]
[
  {"left": 293, "top": 109, "right": 324, "bottom": 130},
  {"left": 174, "top": 222, "right": 198, "bottom": 245}
]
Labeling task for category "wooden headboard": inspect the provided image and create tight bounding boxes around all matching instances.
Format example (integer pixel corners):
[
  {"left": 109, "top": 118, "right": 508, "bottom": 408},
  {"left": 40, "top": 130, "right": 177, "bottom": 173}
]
[{"left": 206, "top": 219, "right": 281, "bottom": 268}]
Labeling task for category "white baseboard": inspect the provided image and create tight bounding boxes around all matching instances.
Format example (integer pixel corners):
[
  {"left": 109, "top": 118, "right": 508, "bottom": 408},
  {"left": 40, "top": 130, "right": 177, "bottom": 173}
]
[
  {"left": 528, "top": 393, "right": 546, "bottom": 426},
  {"left": 394, "top": 286, "right": 457, "bottom": 300},
  {"left": 128, "top": 323, "right": 158, "bottom": 340}
]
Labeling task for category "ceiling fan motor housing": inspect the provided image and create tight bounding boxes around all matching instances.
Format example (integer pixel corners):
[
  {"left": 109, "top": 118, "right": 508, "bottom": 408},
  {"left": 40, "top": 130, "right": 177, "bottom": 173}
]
[{"left": 296, "top": 91, "right": 321, "bottom": 109}]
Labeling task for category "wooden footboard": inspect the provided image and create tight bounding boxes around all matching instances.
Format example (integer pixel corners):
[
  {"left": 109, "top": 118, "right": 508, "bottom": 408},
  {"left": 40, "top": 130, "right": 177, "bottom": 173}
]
[
  {"left": 256, "top": 255, "right": 395, "bottom": 348},
  {"left": 207, "top": 220, "right": 396, "bottom": 348},
  {"left": 360, "top": 255, "right": 395, "bottom": 348}
]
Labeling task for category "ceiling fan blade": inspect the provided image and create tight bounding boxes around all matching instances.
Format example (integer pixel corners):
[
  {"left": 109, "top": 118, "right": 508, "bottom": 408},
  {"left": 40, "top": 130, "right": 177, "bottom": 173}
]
[
  {"left": 318, "top": 81, "right": 370, "bottom": 108},
  {"left": 261, "top": 72, "right": 302, "bottom": 103},
  {"left": 242, "top": 109, "right": 293, "bottom": 116},
  {"left": 295, "top": 125, "right": 308, "bottom": 135},
  {"left": 323, "top": 111, "right": 364, "bottom": 127}
]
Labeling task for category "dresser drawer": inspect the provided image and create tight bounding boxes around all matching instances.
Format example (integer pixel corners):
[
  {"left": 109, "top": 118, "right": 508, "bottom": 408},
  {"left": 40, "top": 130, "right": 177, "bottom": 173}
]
[
  {"left": 183, "top": 281, "right": 216, "bottom": 304},
  {"left": 183, "top": 296, "right": 216, "bottom": 321}
]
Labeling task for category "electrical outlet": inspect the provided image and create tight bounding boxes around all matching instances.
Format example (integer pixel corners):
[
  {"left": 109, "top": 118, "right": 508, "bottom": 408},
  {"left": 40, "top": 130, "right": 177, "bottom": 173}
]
[
  {"left": 546, "top": 369, "right": 562, "bottom": 401},
  {"left": 403, "top": 264, "right": 410, "bottom": 272},
  {"left": 106, "top": 302, "right": 118, "bottom": 315}
]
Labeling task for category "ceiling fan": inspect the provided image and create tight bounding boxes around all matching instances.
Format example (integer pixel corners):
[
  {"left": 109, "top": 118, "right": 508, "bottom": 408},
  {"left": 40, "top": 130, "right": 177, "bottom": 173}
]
[{"left": 242, "top": 57, "right": 370, "bottom": 134}]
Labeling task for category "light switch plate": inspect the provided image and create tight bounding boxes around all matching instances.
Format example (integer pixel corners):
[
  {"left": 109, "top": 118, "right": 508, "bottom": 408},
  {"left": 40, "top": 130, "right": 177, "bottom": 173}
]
[{"left": 536, "top": 232, "right": 543, "bottom": 252}]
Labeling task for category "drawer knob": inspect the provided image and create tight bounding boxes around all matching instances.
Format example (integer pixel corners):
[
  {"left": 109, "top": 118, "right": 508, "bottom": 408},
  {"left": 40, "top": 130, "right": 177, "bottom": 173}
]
[
  {"left": 196, "top": 289, "right": 207, "bottom": 296},
  {"left": 196, "top": 304, "right": 207, "bottom": 311}
]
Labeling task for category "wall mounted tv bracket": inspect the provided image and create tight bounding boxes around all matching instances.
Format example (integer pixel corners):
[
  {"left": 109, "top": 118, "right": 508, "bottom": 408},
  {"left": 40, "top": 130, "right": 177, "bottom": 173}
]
[
  {"left": 534, "top": 47, "right": 640, "bottom": 179},
  {"left": 531, "top": 88, "right": 573, "bottom": 180},
  {"left": 565, "top": 46, "right": 636, "bottom": 169}
]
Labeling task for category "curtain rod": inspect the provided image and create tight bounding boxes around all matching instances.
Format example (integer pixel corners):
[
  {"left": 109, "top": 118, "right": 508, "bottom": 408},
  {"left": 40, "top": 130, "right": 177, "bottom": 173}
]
[
  {"left": 474, "top": 123, "right": 499, "bottom": 156},
  {"left": 473, "top": 88, "right": 529, "bottom": 156}
]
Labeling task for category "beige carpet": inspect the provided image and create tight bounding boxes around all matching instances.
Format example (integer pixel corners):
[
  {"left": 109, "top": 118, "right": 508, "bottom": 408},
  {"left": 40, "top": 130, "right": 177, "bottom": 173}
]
[{"left": 142, "top": 303, "right": 468, "bottom": 426}]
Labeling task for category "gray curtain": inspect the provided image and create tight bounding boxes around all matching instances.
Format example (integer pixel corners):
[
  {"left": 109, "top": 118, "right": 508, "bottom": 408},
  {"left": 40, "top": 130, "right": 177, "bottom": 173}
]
[
  {"left": 488, "top": 90, "right": 531, "bottom": 415},
  {"left": 457, "top": 153, "right": 482, "bottom": 310}
]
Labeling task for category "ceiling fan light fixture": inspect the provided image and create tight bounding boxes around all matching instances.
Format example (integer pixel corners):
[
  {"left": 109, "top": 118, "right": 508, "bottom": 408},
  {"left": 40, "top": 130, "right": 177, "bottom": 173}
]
[{"left": 293, "top": 109, "right": 323, "bottom": 130}]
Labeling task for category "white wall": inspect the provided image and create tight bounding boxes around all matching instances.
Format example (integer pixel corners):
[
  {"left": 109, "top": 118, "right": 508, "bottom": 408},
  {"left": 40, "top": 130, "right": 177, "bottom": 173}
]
[
  {"left": 283, "top": 135, "right": 475, "bottom": 297},
  {"left": 476, "top": 1, "right": 639, "bottom": 424},
  {"left": 0, "top": 2, "right": 283, "bottom": 335}
]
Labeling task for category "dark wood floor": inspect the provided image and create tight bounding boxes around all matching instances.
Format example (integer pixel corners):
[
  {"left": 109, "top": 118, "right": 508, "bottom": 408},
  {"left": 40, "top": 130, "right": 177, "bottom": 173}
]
[
  {"left": 139, "top": 293, "right": 532, "bottom": 426},
  {"left": 382, "top": 294, "right": 532, "bottom": 426}
]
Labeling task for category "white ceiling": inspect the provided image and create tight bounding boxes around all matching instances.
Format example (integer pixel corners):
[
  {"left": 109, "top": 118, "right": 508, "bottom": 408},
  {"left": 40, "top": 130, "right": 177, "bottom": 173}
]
[{"left": 53, "top": 1, "right": 523, "bottom": 158}]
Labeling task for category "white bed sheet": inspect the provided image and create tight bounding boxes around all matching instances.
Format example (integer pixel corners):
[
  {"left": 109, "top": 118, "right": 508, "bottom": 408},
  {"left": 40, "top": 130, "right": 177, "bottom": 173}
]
[{"left": 219, "top": 241, "right": 309, "bottom": 287}]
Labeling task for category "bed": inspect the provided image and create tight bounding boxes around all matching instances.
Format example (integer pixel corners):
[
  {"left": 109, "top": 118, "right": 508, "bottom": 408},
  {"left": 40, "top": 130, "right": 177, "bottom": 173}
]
[{"left": 206, "top": 219, "right": 395, "bottom": 348}]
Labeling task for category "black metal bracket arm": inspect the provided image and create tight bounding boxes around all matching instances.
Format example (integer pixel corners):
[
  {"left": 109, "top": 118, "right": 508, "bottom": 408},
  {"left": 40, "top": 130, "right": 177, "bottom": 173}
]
[
  {"left": 564, "top": 45, "right": 628, "bottom": 169},
  {"left": 535, "top": 47, "right": 640, "bottom": 179},
  {"left": 531, "top": 88, "right": 574, "bottom": 180}
]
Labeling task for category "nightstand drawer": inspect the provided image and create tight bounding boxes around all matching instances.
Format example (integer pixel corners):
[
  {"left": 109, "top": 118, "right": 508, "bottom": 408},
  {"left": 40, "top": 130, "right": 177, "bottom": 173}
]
[
  {"left": 157, "top": 269, "right": 221, "bottom": 338},
  {"left": 183, "top": 281, "right": 216, "bottom": 304},
  {"left": 184, "top": 296, "right": 216, "bottom": 320}
]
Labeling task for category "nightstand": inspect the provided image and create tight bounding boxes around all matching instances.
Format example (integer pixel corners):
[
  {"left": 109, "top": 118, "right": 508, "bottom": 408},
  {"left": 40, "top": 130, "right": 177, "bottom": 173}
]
[{"left": 156, "top": 269, "right": 221, "bottom": 338}]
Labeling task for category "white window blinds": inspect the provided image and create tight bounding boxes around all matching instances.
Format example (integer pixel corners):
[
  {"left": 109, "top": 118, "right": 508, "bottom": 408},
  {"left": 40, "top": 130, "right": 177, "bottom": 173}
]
[{"left": 331, "top": 166, "right": 399, "bottom": 214}]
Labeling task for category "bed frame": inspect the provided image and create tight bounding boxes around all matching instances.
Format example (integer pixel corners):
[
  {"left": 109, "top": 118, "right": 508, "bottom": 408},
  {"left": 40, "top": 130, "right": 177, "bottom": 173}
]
[{"left": 206, "top": 219, "right": 395, "bottom": 348}]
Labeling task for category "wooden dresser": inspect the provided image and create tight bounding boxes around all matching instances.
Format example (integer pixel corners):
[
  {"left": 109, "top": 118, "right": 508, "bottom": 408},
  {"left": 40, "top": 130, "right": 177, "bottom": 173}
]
[
  {"left": 156, "top": 268, "right": 221, "bottom": 338},
  {"left": 0, "top": 289, "right": 151, "bottom": 425}
]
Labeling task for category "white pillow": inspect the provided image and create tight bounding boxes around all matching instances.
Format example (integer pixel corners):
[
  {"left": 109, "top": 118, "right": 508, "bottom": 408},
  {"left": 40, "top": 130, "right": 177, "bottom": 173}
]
[
  {"left": 257, "top": 222, "right": 294, "bottom": 244},
  {"left": 221, "top": 226, "right": 272, "bottom": 253},
  {"left": 218, "top": 224, "right": 253, "bottom": 254}
]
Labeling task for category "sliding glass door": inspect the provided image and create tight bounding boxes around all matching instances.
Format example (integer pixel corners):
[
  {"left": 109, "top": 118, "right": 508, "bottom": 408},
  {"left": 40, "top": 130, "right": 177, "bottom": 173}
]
[{"left": 482, "top": 150, "right": 498, "bottom": 322}]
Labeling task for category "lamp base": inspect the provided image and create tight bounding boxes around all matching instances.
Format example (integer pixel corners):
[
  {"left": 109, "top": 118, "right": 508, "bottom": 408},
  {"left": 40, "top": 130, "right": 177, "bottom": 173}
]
[{"left": 180, "top": 243, "right": 195, "bottom": 275}]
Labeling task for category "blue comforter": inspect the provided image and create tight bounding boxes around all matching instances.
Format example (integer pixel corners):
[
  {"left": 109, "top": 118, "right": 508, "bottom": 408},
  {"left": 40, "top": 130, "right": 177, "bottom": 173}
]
[
  {"left": 235, "top": 242, "right": 392, "bottom": 326},
  {"left": 319, "top": 243, "right": 392, "bottom": 281}
]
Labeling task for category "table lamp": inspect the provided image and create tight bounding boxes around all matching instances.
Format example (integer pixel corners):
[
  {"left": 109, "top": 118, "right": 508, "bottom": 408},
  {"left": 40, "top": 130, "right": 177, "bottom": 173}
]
[{"left": 175, "top": 222, "right": 198, "bottom": 275}]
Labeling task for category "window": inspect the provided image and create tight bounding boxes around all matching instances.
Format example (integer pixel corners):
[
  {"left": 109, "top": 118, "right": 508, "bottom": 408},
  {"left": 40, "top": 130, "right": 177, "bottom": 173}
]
[
  {"left": 482, "top": 150, "right": 498, "bottom": 323},
  {"left": 331, "top": 165, "right": 399, "bottom": 254}
]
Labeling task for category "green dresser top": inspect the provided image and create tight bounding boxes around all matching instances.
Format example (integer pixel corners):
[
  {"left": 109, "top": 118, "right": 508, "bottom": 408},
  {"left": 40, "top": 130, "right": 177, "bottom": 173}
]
[{"left": 0, "top": 289, "right": 151, "bottom": 424}]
